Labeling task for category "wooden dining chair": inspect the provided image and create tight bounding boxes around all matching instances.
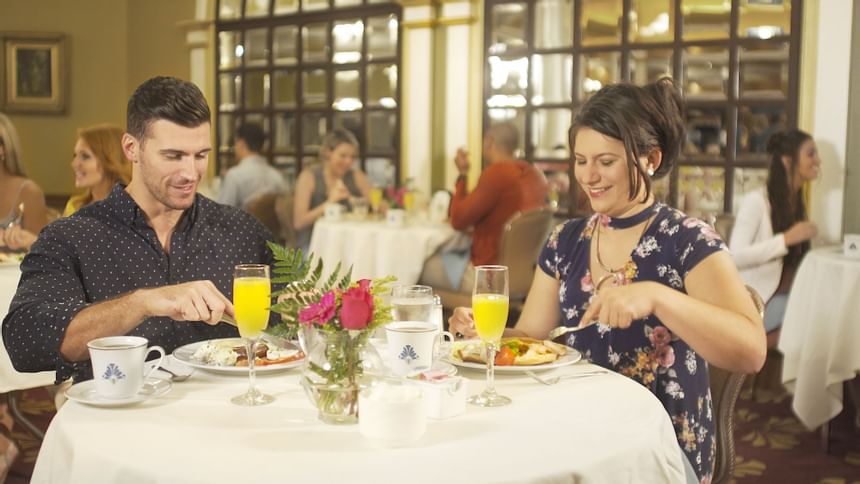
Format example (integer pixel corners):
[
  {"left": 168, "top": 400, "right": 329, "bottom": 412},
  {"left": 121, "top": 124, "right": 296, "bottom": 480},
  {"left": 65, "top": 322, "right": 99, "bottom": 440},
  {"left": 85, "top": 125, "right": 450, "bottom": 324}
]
[
  {"left": 709, "top": 285, "right": 764, "bottom": 484},
  {"left": 435, "top": 207, "right": 555, "bottom": 314}
]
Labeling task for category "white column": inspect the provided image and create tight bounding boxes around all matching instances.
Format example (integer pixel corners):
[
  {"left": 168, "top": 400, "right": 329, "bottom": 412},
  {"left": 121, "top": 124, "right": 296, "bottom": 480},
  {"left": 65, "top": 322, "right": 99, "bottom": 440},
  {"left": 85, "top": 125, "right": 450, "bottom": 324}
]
[
  {"left": 401, "top": 3, "right": 437, "bottom": 194},
  {"left": 800, "top": 0, "right": 854, "bottom": 243},
  {"left": 439, "top": 1, "right": 477, "bottom": 188}
]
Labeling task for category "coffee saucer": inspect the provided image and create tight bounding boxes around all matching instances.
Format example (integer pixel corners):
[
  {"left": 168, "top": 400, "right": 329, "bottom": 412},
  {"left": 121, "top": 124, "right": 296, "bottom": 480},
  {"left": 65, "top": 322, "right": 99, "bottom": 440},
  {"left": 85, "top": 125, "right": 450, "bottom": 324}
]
[{"left": 65, "top": 377, "right": 172, "bottom": 407}]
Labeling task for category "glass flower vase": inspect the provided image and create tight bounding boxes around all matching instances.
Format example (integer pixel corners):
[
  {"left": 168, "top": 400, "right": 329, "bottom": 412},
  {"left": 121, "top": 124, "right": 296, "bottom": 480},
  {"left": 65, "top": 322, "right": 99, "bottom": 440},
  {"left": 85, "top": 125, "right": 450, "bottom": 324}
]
[{"left": 299, "top": 327, "right": 383, "bottom": 424}]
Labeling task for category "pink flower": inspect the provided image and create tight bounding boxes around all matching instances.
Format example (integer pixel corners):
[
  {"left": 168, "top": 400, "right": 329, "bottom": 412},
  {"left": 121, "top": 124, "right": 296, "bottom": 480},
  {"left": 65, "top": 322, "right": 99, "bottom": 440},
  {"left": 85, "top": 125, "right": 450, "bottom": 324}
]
[
  {"left": 649, "top": 326, "right": 672, "bottom": 347},
  {"left": 655, "top": 345, "right": 675, "bottom": 368},
  {"left": 299, "top": 291, "right": 337, "bottom": 327},
  {"left": 339, "top": 280, "right": 374, "bottom": 330},
  {"left": 580, "top": 272, "right": 594, "bottom": 292}
]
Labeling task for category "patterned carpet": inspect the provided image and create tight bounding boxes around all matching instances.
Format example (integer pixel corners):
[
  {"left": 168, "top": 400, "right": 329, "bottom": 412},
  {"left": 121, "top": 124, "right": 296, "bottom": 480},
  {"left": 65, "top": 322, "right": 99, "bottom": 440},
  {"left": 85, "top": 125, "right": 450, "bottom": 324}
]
[{"left": 4, "top": 378, "right": 860, "bottom": 484}]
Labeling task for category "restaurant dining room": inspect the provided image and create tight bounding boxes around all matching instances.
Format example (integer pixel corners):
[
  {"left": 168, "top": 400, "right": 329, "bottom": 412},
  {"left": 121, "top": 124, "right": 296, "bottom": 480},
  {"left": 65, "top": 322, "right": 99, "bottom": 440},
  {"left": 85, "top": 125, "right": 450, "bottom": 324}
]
[{"left": 1, "top": 0, "right": 859, "bottom": 482}]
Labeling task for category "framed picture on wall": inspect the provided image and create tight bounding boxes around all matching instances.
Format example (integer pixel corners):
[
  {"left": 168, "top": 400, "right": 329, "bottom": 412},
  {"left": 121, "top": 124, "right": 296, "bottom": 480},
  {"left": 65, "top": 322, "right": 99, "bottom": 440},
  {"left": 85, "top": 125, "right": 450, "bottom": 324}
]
[{"left": 0, "top": 33, "right": 67, "bottom": 114}]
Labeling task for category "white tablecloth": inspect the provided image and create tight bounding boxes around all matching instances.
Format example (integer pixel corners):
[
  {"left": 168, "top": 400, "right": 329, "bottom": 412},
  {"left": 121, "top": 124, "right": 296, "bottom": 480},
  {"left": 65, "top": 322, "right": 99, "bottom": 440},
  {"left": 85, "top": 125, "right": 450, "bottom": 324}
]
[
  {"left": 32, "top": 363, "right": 684, "bottom": 484},
  {"left": 309, "top": 218, "right": 457, "bottom": 285},
  {"left": 779, "top": 246, "right": 860, "bottom": 429},
  {"left": 1, "top": 263, "right": 55, "bottom": 393}
]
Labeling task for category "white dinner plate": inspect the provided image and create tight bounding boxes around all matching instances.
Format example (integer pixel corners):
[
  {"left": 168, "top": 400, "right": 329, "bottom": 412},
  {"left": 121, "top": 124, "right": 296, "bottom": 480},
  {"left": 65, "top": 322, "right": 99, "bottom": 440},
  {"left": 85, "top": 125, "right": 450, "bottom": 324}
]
[
  {"left": 65, "top": 377, "right": 172, "bottom": 407},
  {"left": 172, "top": 338, "right": 304, "bottom": 374},
  {"left": 0, "top": 252, "right": 23, "bottom": 267},
  {"left": 445, "top": 341, "right": 582, "bottom": 373}
]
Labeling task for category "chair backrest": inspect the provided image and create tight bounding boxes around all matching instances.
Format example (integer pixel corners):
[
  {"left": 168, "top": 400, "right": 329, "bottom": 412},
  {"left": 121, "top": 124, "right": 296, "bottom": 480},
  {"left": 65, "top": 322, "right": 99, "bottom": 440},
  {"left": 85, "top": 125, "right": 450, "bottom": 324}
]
[
  {"left": 708, "top": 285, "right": 764, "bottom": 484},
  {"left": 497, "top": 207, "right": 555, "bottom": 301},
  {"left": 274, "top": 192, "right": 298, "bottom": 248},
  {"left": 713, "top": 213, "right": 736, "bottom": 241},
  {"left": 243, "top": 192, "right": 284, "bottom": 245}
]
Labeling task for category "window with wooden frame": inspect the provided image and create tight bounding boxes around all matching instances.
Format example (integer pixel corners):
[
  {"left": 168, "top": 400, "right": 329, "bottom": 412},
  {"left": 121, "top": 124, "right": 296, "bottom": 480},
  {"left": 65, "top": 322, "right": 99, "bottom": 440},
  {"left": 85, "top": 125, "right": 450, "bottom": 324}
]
[
  {"left": 482, "top": 0, "right": 800, "bottom": 219},
  {"left": 215, "top": 0, "right": 402, "bottom": 190}
]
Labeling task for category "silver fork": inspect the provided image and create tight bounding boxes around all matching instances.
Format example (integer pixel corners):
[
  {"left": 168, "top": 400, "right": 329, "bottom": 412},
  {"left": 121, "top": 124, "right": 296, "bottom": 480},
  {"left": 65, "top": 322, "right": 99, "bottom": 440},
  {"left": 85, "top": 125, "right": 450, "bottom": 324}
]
[
  {"left": 525, "top": 369, "right": 608, "bottom": 385},
  {"left": 547, "top": 324, "right": 588, "bottom": 341}
]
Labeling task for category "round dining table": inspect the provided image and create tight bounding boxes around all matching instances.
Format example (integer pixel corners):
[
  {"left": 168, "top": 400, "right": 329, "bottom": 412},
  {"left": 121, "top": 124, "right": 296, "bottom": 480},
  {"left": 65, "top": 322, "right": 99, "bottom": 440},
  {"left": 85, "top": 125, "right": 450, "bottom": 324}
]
[
  {"left": 1, "top": 262, "right": 55, "bottom": 394},
  {"left": 309, "top": 217, "right": 456, "bottom": 285},
  {"left": 779, "top": 245, "right": 860, "bottom": 430},
  {"left": 31, "top": 361, "right": 685, "bottom": 483}
]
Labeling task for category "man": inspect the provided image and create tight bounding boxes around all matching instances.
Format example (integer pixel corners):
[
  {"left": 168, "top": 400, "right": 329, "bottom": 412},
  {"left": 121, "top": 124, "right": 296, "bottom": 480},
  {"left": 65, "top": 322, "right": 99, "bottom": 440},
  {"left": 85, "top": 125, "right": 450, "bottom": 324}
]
[
  {"left": 419, "top": 122, "right": 548, "bottom": 290},
  {"left": 2, "top": 76, "right": 273, "bottom": 382},
  {"left": 218, "top": 123, "right": 285, "bottom": 208}
]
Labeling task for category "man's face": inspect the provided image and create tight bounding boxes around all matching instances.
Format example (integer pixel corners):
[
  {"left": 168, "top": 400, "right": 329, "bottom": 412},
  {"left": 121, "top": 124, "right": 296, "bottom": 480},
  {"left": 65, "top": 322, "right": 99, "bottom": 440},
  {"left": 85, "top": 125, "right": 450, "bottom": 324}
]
[{"left": 128, "top": 120, "right": 211, "bottom": 211}]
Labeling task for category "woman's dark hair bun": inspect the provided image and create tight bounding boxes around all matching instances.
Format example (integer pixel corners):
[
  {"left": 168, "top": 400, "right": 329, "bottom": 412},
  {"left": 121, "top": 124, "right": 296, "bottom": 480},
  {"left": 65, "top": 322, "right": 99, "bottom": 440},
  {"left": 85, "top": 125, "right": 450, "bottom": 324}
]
[{"left": 644, "top": 77, "right": 685, "bottom": 178}]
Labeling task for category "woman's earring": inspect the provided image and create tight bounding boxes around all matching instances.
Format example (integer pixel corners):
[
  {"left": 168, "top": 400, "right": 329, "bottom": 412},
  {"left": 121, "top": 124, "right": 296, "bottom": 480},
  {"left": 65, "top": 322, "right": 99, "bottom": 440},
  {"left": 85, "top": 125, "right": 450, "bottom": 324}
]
[{"left": 647, "top": 167, "right": 655, "bottom": 176}]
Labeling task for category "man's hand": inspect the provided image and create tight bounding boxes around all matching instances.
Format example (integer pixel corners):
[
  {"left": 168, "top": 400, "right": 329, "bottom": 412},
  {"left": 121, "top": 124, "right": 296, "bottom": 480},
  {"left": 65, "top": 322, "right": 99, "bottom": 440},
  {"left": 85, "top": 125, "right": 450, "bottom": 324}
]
[
  {"left": 138, "top": 280, "right": 234, "bottom": 325},
  {"left": 454, "top": 148, "right": 470, "bottom": 175}
]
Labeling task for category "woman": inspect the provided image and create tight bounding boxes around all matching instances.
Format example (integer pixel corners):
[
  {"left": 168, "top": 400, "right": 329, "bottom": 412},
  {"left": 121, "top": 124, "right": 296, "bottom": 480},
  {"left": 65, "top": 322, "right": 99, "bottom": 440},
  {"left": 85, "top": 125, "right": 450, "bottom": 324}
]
[
  {"left": 0, "top": 112, "right": 47, "bottom": 251},
  {"left": 450, "top": 79, "right": 765, "bottom": 483},
  {"left": 293, "top": 129, "right": 371, "bottom": 250},
  {"left": 63, "top": 124, "right": 131, "bottom": 216},
  {"left": 730, "top": 130, "right": 818, "bottom": 346}
]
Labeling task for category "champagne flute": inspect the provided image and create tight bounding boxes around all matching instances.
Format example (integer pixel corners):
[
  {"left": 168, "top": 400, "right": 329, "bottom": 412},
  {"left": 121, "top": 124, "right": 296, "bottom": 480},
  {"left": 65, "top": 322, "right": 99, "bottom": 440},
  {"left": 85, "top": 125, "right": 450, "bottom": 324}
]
[
  {"left": 369, "top": 187, "right": 384, "bottom": 215},
  {"left": 468, "top": 265, "right": 511, "bottom": 407},
  {"left": 231, "top": 264, "right": 274, "bottom": 406}
]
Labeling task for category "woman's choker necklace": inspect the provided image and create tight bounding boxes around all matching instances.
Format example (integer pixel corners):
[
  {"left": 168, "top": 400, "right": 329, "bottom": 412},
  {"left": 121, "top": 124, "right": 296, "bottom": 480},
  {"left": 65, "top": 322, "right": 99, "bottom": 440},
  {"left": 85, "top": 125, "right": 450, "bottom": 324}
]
[{"left": 601, "top": 203, "right": 659, "bottom": 230}]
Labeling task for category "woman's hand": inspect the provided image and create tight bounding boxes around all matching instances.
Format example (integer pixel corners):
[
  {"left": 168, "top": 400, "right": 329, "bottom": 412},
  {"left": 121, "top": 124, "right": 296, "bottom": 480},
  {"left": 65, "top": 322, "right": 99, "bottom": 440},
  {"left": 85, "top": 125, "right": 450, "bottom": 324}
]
[
  {"left": 578, "top": 282, "right": 657, "bottom": 330},
  {"left": 454, "top": 148, "right": 470, "bottom": 175},
  {"left": 327, "top": 180, "right": 350, "bottom": 204},
  {"left": 784, "top": 221, "right": 817, "bottom": 246},
  {"left": 1, "top": 224, "right": 37, "bottom": 251},
  {"left": 448, "top": 306, "right": 477, "bottom": 339}
]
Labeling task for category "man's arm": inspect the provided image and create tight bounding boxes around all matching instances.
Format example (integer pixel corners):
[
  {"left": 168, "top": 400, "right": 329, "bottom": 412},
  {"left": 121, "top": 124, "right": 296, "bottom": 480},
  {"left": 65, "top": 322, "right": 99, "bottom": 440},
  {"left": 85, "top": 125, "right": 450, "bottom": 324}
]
[
  {"left": 59, "top": 280, "right": 233, "bottom": 362},
  {"left": 449, "top": 164, "right": 504, "bottom": 230}
]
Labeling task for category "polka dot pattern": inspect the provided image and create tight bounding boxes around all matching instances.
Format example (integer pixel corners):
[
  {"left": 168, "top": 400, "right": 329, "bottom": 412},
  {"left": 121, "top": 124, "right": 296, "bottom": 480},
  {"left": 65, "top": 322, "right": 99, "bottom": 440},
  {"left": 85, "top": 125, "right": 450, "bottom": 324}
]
[{"left": 2, "top": 185, "right": 274, "bottom": 382}]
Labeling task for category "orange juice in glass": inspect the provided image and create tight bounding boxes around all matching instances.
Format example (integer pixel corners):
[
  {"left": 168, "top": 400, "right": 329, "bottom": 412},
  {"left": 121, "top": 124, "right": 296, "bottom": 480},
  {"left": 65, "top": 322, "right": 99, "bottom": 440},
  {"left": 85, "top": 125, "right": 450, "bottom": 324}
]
[
  {"left": 370, "top": 188, "right": 384, "bottom": 214},
  {"left": 231, "top": 264, "right": 274, "bottom": 406},
  {"left": 403, "top": 191, "right": 415, "bottom": 212},
  {"left": 468, "top": 265, "right": 511, "bottom": 407}
]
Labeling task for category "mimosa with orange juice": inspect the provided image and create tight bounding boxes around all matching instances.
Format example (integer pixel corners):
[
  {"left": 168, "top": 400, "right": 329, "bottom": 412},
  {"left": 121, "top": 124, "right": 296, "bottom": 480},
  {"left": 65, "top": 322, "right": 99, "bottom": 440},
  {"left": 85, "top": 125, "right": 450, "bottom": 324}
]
[
  {"left": 370, "top": 187, "right": 383, "bottom": 213},
  {"left": 472, "top": 293, "right": 508, "bottom": 342},
  {"left": 233, "top": 277, "right": 270, "bottom": 338},
  {"left": 231, "top": 264, "right": 274, "bottom": 406}
]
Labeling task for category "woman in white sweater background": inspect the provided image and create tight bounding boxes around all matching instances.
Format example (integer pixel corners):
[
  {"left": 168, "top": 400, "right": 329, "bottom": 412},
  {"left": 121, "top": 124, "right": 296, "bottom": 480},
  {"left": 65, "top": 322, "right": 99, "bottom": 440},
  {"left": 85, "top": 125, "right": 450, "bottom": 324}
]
[{"left": 730, "top": 129, "right": 819, "bottom": 347}]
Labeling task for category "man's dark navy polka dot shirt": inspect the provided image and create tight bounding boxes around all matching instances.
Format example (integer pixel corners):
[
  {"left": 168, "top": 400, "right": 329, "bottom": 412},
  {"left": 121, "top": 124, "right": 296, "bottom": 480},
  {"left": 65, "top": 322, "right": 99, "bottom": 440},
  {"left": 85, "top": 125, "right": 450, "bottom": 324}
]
[{"left": 2, "top": 184, "right": 274, "bottom": 382}]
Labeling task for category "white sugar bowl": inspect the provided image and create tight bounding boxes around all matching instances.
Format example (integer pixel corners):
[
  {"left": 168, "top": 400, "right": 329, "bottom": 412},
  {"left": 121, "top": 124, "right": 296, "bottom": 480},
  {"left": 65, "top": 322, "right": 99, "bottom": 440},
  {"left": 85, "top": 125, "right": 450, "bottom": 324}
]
[{"left": 359, "top": 382, "right": 426, "bottom": 447}]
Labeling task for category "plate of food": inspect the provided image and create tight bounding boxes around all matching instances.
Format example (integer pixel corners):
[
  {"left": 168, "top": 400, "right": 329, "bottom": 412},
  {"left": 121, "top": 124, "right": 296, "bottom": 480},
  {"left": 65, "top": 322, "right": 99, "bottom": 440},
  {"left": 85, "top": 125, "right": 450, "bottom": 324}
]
[
  {"left": 0, "top": 252, "right": 24, "bottom": 266},
  {"left": 172, "top": 338, "right": 305, "bottom": 374},
  {"left": 446, "top": 337, "right": 581, "bottom": 372}
]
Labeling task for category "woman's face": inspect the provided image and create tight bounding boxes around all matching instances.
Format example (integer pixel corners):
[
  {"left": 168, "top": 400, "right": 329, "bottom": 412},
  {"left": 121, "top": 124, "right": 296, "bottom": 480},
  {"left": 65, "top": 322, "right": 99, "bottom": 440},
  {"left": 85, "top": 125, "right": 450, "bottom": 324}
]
[
  {"left": 573, "top": 127, "right": 650, "bottom": 218},
  {"left": 793, "top": 138, "right": 821, "bottom": 184},
  {"left": 326, "top": 143, "right": 357, "bottom": 178},
  {"left": 71, "top": 138, "right": 106, "bottom": 189}
]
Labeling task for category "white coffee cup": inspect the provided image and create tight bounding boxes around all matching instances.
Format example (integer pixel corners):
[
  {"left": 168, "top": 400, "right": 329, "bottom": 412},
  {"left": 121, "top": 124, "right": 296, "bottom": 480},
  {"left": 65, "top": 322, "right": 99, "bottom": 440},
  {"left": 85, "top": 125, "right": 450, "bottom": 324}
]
[
  {"left": 359, "top": 382, "right": 426, "bottom": 446},
  {"left": 844, "top": 234, "right": 860, "bottom": 259},
  {"left": 385, "top": 321, "right": 453, "bottom": 377},
  {"left": 386, "top": 208, "right": 405, "bottom": 227},
  {"left": 324, "top": 203, "right": 344, "bottom": 221},
  {"left": 87, "top": 336, "right": 166, "bottom": 399}
]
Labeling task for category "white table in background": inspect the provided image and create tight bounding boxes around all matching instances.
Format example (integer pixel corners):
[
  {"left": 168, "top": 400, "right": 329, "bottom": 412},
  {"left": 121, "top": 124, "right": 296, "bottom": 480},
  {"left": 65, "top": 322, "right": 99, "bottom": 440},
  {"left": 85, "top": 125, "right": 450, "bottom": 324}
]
[
  {"left": 1, "top": 262, "right": 56, "bottom": 439},
  {"left": 32, "top": 364, "right": 684, "bottom": 484},
  {"left": 1, "top": 263, "right": 55, "bottom": 393},
  {"left": 309, "top": 218, "right": 456, "bottom": 285},
  {"left": 779, "top": 246, "right": 860, "bottom": 429}
]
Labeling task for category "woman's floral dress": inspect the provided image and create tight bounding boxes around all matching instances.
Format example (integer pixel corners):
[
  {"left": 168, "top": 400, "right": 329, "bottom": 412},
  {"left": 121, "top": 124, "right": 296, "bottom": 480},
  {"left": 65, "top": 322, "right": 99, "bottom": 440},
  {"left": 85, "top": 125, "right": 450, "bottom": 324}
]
[{"left": 538, "top": 202, "right": 726, "bottom": 484}]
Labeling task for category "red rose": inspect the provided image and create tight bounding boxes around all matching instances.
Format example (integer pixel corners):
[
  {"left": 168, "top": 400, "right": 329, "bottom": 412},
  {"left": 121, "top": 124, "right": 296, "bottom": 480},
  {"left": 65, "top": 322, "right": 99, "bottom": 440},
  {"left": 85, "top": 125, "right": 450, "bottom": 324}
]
[{"left": 340, "top": 281, "right": 374, "bottom": 330}]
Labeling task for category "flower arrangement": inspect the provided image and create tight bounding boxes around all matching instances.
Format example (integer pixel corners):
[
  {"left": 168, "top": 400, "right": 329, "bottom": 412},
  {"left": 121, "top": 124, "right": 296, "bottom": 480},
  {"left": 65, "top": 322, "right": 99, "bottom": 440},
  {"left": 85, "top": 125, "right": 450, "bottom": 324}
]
[
  {"left": 384, "top": 185, "right": 409, "bottom": 210},
  {"left": 267, "top": 243, "right": 394, "bottom": 423}
]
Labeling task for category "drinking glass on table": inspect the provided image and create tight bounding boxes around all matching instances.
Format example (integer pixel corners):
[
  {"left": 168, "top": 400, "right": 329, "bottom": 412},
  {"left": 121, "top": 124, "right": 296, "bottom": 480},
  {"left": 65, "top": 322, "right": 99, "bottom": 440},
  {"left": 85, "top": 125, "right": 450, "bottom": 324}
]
[
  {"left": 469, "top": 265, "right": 511, "bottom": 407},
  {"left": 231, "top": 264, "right": 274, "bottom": 406},
  {"left": 369, "top": 187, "right": 384, "bottom": 214},
  {"left": 391, "top": 285, "right": 435, "bottom": 323}
]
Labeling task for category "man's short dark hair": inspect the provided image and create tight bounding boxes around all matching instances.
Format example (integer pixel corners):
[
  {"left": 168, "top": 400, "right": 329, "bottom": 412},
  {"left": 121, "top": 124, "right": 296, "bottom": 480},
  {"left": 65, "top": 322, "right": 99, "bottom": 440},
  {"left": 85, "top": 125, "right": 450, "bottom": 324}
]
[
  {"left": 127, "top": 76, "right": 210, "bottom": 141},
  {"left": 236, "top": 123, "right": 266, "bottom": 152}
]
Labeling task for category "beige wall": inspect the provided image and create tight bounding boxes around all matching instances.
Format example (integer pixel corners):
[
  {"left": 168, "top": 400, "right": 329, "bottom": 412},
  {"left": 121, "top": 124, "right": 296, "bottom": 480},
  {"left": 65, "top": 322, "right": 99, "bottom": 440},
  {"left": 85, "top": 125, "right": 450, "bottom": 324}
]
[{"left": 0, "top": 0, "right": 192, "bottom": 199}]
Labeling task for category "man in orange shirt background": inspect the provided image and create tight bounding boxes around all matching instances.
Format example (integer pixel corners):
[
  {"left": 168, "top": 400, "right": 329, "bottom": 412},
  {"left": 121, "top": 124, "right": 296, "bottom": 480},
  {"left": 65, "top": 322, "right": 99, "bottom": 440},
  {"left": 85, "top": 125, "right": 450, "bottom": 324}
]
[{"left": 419, "top": 122, "right": 549, "bottom": 291}]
